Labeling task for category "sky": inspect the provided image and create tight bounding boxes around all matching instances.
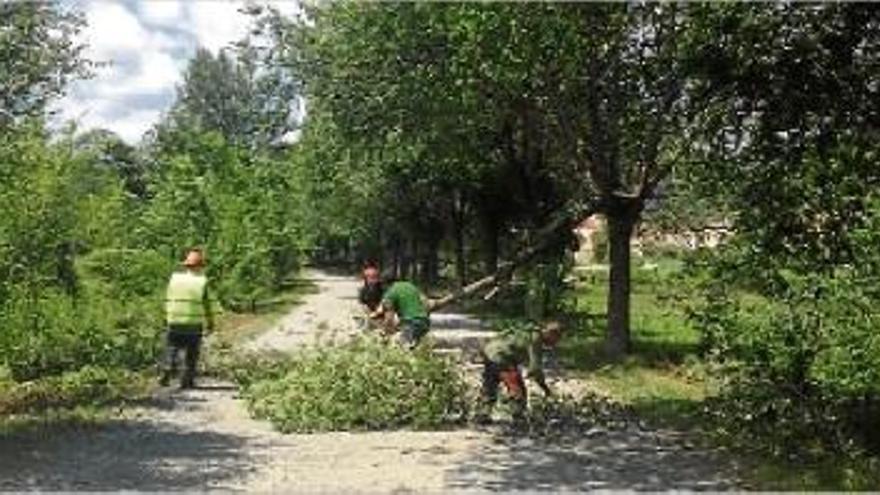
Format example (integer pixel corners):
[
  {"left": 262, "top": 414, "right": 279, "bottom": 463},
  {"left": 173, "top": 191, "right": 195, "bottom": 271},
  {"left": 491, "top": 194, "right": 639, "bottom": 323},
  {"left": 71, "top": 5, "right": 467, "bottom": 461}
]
[{"left": 55, "top": 0, "right": 301, "bottom": 144}]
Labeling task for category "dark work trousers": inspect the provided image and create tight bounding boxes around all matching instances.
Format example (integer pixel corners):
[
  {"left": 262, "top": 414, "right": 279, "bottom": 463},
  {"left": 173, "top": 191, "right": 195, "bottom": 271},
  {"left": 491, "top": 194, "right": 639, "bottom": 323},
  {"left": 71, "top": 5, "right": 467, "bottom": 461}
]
[
  {"left": 399, "top": 317, "right": 430, "bottom": 349},
  {"left": 480, "top": 357, "right": 527, "bottom": 417},
  {"left": 164, "top": 325, "right": 203, "bottom": 386}
]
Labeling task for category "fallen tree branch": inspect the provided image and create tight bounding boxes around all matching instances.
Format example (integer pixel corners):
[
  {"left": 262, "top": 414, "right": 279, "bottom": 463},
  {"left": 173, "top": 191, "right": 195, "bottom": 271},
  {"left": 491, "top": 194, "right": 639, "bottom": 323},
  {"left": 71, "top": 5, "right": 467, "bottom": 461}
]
[{"left": 427, "top": 204, "right": 595, "bottom": 312}]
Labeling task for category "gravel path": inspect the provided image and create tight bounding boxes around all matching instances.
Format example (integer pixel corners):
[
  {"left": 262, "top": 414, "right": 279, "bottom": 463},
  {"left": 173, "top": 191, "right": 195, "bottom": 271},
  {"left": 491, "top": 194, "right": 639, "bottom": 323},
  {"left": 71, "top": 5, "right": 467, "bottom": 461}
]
[{"left": 0, "top": 269, "right": 741, "bottom": 491}]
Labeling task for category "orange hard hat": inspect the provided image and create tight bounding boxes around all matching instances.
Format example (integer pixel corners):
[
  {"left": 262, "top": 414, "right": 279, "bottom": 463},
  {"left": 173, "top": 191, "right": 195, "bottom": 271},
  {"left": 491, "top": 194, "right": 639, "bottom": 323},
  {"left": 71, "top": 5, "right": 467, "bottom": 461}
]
[{"left": 183, "top": 249, "right": 204, "bottom": 268}]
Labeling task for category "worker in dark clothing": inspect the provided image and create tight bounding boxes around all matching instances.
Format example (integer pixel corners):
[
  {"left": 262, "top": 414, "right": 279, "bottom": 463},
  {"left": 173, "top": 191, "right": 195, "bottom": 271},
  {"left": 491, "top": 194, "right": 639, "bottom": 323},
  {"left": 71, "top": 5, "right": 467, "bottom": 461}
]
[
  {"left": 474, "top": 320, "right": 562, "bottom": 424},
  {"left": 358, "top": 264, "right": 385, "bottom": 312}
]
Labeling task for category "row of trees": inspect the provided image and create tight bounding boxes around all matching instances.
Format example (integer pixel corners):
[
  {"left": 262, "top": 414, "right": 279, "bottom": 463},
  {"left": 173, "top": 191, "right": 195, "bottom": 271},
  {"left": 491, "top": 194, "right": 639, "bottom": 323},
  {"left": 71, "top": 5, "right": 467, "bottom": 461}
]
[
  {"left": 267, "top": 3, "right": 878, "bottom": 356},
  {"left": 264, "top": 2, "right": 880, "bottom": 454}
]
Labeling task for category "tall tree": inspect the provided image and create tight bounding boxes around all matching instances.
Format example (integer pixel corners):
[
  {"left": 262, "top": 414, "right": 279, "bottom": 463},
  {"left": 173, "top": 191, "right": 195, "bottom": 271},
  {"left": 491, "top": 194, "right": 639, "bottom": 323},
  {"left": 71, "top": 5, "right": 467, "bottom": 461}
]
[
  {"left": 159, "top": 46, "right": 298, "bottom": 150},
  {"left": 690, "top": 3, "right": 880, "bottom": 275},
  {"left": 0, "top": 2, "right": 90, "bottom": 128}
]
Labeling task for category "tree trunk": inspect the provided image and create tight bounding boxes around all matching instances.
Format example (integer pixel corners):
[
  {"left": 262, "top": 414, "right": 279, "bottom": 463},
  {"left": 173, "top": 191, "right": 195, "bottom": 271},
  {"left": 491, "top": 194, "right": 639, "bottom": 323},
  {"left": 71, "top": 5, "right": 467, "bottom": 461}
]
[
  {"left": 486, "top": 225, "right": 499, "bottom": 275},
  {"left": 481, "top": 214, "right": 500, "bottom": 275},
  {"left": 605, "top": 211, "right": 637, "bottom": 357},
  {"left": 410, "top": 237, "right": 419, "bottom": 281},
  {"left": 453, "top": 208, "right": 467, "bottom": 289},
  {"left": 392, "top": 236, "right": 402, "bottom": 279},
  {"left": 421, "top": 233, "right": 440, "bottom": 286}
]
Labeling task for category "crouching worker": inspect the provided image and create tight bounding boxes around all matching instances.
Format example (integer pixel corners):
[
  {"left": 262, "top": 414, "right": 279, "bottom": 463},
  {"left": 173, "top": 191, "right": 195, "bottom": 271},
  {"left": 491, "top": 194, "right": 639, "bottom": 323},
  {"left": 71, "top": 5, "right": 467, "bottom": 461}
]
[
  {"left": 161, "top": 248, "right": 215, "bottom": 389},
  {"left": 369, "top": 279, "right": 430, "bottom": 349},
  {"left": 474, "top": 321, "right": 562, "bottom": 424}
]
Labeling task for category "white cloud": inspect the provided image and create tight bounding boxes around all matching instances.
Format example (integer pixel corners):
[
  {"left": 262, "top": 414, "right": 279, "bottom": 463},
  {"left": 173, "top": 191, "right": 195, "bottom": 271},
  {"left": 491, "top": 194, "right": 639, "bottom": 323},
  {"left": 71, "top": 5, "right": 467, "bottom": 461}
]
[
  {"left": 83, "top": 3, "right": 149, "bottom": 56},
  {"left": 55, "top": 1, "right": 302, "bottom": 144},
  {"left": 110, "top": 109, "right": 164, "bottom": 143},
  {"left": 139, "top": 0, "right": 184, "bottom": 24},
  {"left": 187, "top": 1, "right": 251, "bottom": 54},
  {"left": 268, "top": 1, "right": 303, "bottom": 18}
]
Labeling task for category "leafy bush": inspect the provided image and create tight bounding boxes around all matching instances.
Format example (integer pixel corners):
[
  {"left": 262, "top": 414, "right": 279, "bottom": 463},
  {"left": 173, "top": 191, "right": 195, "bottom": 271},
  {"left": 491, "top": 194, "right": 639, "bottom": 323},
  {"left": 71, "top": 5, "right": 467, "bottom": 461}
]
[
  {"left": 0, "top": 249, "right": 167, "bottom": 382},
  {"left": 77, "top": 248, "right": 171, "bottom": 299},
  {"left": 691, "top": 242, "right": 880, "bottom": 457},
  {"left": 0, "top": 287, "right": 162, "bottom": 381},
  {"left": 238, "top": 337, "right": 468, "bottom": 432}
]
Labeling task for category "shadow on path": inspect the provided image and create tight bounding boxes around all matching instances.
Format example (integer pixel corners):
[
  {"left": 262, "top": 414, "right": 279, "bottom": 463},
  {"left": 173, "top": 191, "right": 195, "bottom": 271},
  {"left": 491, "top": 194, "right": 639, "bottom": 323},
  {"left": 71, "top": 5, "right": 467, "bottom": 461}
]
[
  {"left": 0, "top": 419, "right": 254, "bottom": 491},
  {"left": 446, "top": 428, "right": 737, "bottom": 491}
]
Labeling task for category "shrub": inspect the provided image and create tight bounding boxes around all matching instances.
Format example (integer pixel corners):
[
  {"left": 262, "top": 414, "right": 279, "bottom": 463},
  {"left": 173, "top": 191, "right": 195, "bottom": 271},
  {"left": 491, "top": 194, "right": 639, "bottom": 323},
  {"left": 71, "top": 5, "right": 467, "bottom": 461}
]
[
  {"left": 76, "top": 248, "right": 171, "bottom": 299},
  {"left": 691, "top": 269, "right": 880, "bottom": 456},
  {"left": 238, "top": 336, "right": 468, "bottom": 432},
  {"left": 0, "top": 249, "right": 167, "bottom": 382}
]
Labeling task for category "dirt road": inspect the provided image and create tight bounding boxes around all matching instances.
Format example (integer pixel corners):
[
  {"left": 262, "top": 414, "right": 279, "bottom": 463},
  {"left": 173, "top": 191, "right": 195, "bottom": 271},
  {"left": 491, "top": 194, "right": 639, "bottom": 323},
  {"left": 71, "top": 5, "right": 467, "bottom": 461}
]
[{"left": 0, "top": 269, "right": 740, "bottom": 491}]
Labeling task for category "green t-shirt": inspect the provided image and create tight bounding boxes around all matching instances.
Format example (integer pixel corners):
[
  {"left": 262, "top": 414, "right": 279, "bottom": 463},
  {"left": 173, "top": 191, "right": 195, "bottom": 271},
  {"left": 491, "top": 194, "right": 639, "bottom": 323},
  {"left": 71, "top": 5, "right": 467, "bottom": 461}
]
[
  {"left": 483, "top": 330, "right": 545, "bottom": 381},
  {"left": 382, "top": 281, "right": 428, "bottom": 321}
]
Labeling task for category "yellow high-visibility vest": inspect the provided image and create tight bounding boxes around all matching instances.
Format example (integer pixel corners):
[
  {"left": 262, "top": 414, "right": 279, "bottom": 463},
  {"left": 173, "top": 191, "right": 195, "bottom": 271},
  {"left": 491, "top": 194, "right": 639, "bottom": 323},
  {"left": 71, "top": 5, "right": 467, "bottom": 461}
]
[{"left": 165, "top": 271, "right": 208, "bottom": 325}]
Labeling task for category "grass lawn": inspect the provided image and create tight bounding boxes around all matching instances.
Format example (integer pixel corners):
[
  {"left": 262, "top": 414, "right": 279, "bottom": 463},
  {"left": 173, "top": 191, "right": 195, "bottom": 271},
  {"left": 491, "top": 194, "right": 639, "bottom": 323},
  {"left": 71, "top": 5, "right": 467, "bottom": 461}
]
[{"left": 559, "top": 259, "right": 709, "bottom": 429}]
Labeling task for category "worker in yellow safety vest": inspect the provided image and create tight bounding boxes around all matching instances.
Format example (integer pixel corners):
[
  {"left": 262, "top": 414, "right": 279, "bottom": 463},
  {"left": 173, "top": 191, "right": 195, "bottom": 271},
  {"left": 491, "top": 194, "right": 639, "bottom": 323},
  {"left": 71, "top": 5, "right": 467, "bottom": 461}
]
[{"left": 161, "top": 248, "right": 215, "bottom": 388}]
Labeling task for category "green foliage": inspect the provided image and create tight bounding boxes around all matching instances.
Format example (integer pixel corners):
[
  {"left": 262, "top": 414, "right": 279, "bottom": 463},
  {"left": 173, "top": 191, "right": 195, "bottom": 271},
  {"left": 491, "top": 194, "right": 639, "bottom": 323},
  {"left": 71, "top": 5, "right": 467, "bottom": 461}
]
[
  {"left": 0, "top": 3, "right": 91, "bottom": 127},
  {"left": 0, "top": 125, "right": 162, "bottom": 383},
  {"left": 678, "top": 4, "right": 880, "bottom": 462},
  {"left": 239, "top": 337, "right": 468, "bottom": 432},
  {"left": 77, "top": 248, "right": 171, "bottom": 299},
  {"left": 0, "top": 365, "right": 151, "bottom": 415},
  {"left": 0, "top": 285, "right": 162, "bottom": 382},
  {"left": 141, "top": 130, "right": 311, "bottom": 306},
  {"left": 690, "top": 198, "right": 880, "bottom": 459}
]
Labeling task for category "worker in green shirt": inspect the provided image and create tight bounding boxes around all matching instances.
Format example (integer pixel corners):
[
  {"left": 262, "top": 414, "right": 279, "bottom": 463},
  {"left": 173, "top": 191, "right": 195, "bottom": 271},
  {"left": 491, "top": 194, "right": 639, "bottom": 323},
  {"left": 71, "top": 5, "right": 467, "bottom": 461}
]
[
  {"left": 474, "top": 320, "right": 562, "bottom": 424},
  {"left": 161, "top": 248, "right": 215, "bottom": 389},
  {"left": 369, "top": 279, "right": 430, "bottom": 349}
]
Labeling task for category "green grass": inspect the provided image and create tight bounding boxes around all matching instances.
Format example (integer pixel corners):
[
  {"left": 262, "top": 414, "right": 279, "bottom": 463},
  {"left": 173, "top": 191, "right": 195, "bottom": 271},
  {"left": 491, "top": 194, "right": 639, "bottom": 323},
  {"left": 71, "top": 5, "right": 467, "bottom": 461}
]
[{"left": 560, "top": 262, "right": 709, "bottom": 429}]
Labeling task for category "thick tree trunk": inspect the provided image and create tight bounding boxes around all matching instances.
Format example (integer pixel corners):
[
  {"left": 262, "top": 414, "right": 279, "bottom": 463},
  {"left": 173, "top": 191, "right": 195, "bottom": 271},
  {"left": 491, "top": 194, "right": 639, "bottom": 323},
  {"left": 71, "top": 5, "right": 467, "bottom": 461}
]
[{"left": 605, "top": 211, "right": 637, "bottom": 357}]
